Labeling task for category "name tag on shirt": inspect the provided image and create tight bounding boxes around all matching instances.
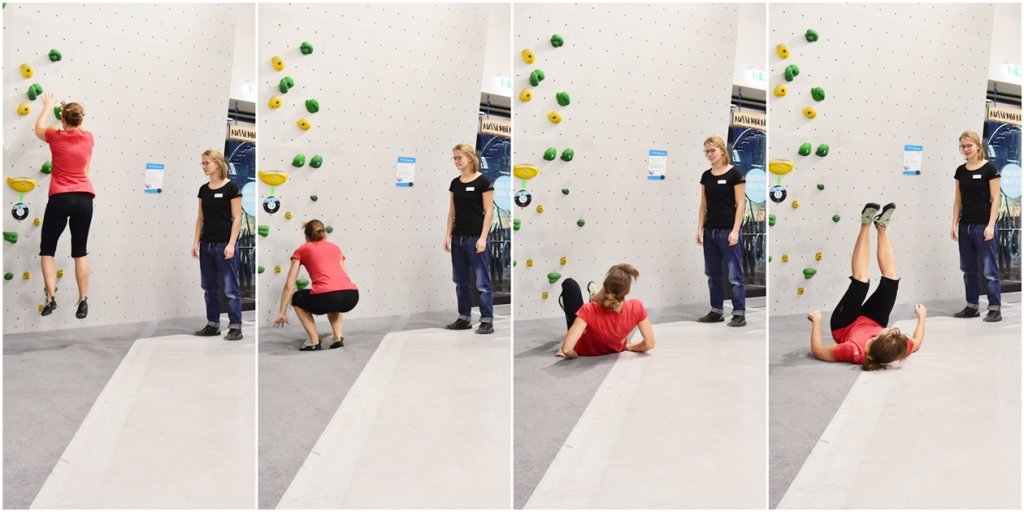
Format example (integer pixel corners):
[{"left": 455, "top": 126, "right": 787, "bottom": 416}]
[
  {"left": 466, "top": 187, "right": 475, "bottom": 191},
  {"left": 972, "top": 174, "right": 981, "bottom": 180},
  {"left": 717, "top": 179, "right": 727, "bottom": 185},
  {"left": 214, "top": 193, "right": 224, "bottom": 198}
]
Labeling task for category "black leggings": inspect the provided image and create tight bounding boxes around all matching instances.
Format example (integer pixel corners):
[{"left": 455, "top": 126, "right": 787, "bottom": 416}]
[
  {"left": 39, "top": 192, "right": 93, "bottom": 258},
  {"left": 292, "top": 289, "right": 359, "bottom": 315},
  {"left": 830, "top": 276, "right": 900, "bottom": 331},
  {"left": 560, "top": 278, "right": 585, "bottom": 330}
]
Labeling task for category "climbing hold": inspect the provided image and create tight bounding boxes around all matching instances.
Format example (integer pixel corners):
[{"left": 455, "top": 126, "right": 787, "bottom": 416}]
[
  {"left": 274, "top": 265, "right": 282, "bottom": 273},
  {"left": 292, "top": 154, "right": 306, "bottom": 167},
  {"left": 310, "top": 195, "right": 318, "bottom": 201},
  {"left": 798, "top": 143, "right": 812, "bottom": 156},
  {"left": 27, "top": 83, "right": 43, "bottom": 101},
  {"left": 811, "top": 87, "right": 825, "bottom": 102},
  {"left": 513, "top": 260, "right": 517, "bottom": 267},
  {"left": 258, "top": 225, "right": 270, "bottom": 237},
  {"left": 529, "top": 69, "right": 545, "bottom": 86},
  {"left": 40, "top": 161, "right": 52, "bottom": 175},
  {"left": 547, "top": 111, "right": 562, "bottom": 124},
  {"left": 768, "top": 160, "right": 794, "bottom": 175},
  {"left": 547, "top": 272, "right": 561, "bottom": 284},
  {"left": 521, "top": 49, "right": 535, "bottom": 64},
  {"left": 296, "top": 118, "right": 311, "bottom": 130},
  {"left": 12, "top": 203, "right": 28, "bottom": 220},
  {"left": 305, "top": 99, "right": 319, "bottom": 113},
  {"left": 258, "top": 266, "right": 265, "bottom": 274},
  {"left": 774, "top": 84, "right": 787, "bottom": 97},
  {"left": 22, "top": 272, "right": 30, "bottom": 280},
  {"left": 309, "top": 155, "right": 323, "bottom": 168},
  {"left": 768, "top": 214, "right": 776, "bottom": 226},
  {"left": 815, "top": 252, "right": 823, "bottom": 261},
  {"left": 541, "top": 292, "right": 549, "bottom": 300},
  {"left": 536, "top": 205, "right": 544, "bottom": 213},
  {"left": 3, "top": 273, "right": 11, "bottom": 281},
  {"left": 56, "top": 269, "right": 63, "bottom": 278},
  {"left": 817, "top": 183, "right": 825, "bottom": 191},
  {"left": 832, "top": 215, "right": 841, "bottom": 223},
  {"left": 781, "top": 254, "right": 789, "bottom": 262},
  {"left": 3, "top": 232, "right": 17, "bottom": 244},
  {"left": 513, "top": 219, "right": 521, "bottom": 231},
  {"left": 263, "top": 197, "right": 279, "bottom": 214},
  {"left": 514, "top": 164, "right": 539, "bottom": 180},
  {"left": 268, "top": 96, "right": 282, "bottom": 109},
  {"left": 53, "top": 105, "right": 62, "bottom": 120},
  {"left": 519, "top": 89, "right": 533, "bottom": 102},
  {"left": 560, "top": 148, "right": 574, "bottom": 161},
  {"left": 784, "top": 64, "right": 800, "bottom": 81},
  {"left": 514, "top": 190, "right": 532, "bottom": 207},
  {"left": 559, "top": 257, "right": 567, "bottom": 266},
  {"left": 272, "top": 56, "right": 285, "bottom": 71},
  {"left": 19, "top": 64, "right": 33, "bottom": 78},
  {"left": 561, "top": 188, "right": 569, "bottom": 195},
  {"left": 802, "top": 106, "right": 817, "bottom": 119},
  {"left": 17, "top": 103, "right": 30, "bottom": 116},
  {"left": 279, "top": 76, "right": 295, "bottom": 93},
  {"left": 797, "top": 287, "right": 805, "bottom": 295},
  {"left": 7, "top": 177, "right": 36, "bottom": 193},
  {"left": 48, "top": 49, "right": 62, "bottom": 62},
  {"left": 815, "top": 144, "right": 829, "bottom": 157},
  {"left": 296, "top": 278, "right": 310, "bottom": 290},
  {"left": 550, "top": 34, "right": 564, "bottom": 47},
  {"left": 258, "top": 171, "right": 289, "bottom": 186},
  {"left": 300, "top": 41, "right": 314, "bottom": 55},
  {"left": 803, "top": 267, "right": 817, "bottom": 279},
  {"left": 768, "top": 256, "right": 773, "bottom": 262},
  {"left": 776, "top": 44, "right": 790, "bottom": 59},
  {"left": 543, "top": 147, "right": 557, "bottom": 161},
  {"left": 556, "top": 92, "right": 571, "bottom": 106},
  {"left": 577, "top": 219, "right": 585, "bottom": 227},
  {"left": 33, "top": 218, "right": 41, "bottom": 226},
  {"left": 285, "top": 211, "right": 293, "bottom": 220},
  {"left": 792, "top": 200, "right": 800, "bottom": 209},
  {"left": 325, "top": 225, "right": 334, "bottom": 234},
  {"left": 805, "top": 29, "right": 819, "bottom": 42},
  {"left": 526, "top": 259, "right": 534, "bottom": 267}
]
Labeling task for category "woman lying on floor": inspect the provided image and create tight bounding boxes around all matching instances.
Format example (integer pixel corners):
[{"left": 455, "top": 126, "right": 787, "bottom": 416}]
[{"left": 556, "top": 263, "right": 655, "bottom": 359}]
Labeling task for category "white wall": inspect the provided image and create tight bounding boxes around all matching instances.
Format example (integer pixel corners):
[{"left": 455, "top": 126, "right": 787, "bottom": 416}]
[
  {"left": 231, "top": 5, "right": 257, "bottom": 103},
  {"left": 482, "top": 4, "right": 511, "bottom": 99},
  {"left": 258, "top": 4, "right": 491, "bottom": 321},
  {"left": 734, "top": 4, "right": 767, "bottom": 92},
  {"left": 769, "top": 4, "right": 995, "bottom": 315},
  {"left": 989, "top": 3, "right": 1021, "bottom": 88},
  {"left": 514, "top": 4, "right": 742, "bottom": 320},
  {"left": 3, "top": 4, "right": 249, "bottom": 333}
]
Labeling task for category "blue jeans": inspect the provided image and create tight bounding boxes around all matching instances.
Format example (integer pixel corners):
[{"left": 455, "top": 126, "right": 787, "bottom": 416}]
[
  {"left": 451, "top": 235, "right": 493, "bottom": 322},
  {"left": 703, "top": 228, "right": 745, "bottom": 315},
  {"left": 199, "top": 242, "right": 242, "bottom": 328},
  {"left": 958, "top": 224, "right": 1001, "bottom": 310}
]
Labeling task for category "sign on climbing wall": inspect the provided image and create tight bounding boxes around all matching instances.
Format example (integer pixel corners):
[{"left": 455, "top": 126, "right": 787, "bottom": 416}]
[
  {"left": 647, "top": 150, "right": 667, "bottom": 180},
  {"left": 144, "top": 163, "right": 165, "bottom": 193},
  {"left": 395, "top": 156, "right": 415, "bottom": 187}
]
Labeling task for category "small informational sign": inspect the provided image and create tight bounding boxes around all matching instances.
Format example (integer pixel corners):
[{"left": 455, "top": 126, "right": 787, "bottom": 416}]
[
  {"left": 396, "top": 156, "right": 415, "bottom": 187},
  {"left": 647, "top": 149, "right": 667, "bottom": 180},
  {"left": 902, "top": 145, "right": 923, "bottom": 176},
  {"left": 144, "top": 162, "right": 164, "bottom": 193},
  {"left": 480, "top": 117, "right": 511, "bottom": 137},
  {"left": 745, "top": 168, "right": 767, "bottom": 204}
]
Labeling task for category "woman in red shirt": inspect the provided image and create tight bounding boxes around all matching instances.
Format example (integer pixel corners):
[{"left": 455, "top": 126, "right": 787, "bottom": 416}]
[
  {"left": 807, "top": 203, "right": 927, "bottom": 371},
  {"left": 33, "top": 92, "right": 94, "bottom": 319},
  {"left": 272, "top": 219, "right": 360, "bottom": 351},
  {"left": 556, "top": 264, "right": 655, "bottom": 359}
]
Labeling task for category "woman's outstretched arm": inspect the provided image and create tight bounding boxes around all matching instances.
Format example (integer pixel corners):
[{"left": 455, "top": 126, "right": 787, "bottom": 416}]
[{"left": 808, "top": 310, "right": 836, "bottom": 362}]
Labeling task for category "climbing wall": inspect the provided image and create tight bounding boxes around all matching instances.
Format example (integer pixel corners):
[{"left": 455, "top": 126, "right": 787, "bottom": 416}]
[
  {"left": 258, "top": 4, "right": 490, "bottom": 320},
  {"left": 769, "top": 4, "right": 1001, "bottom": 316},
  {"left": 513, "top": 4, "right": 745, "bottom": 320},
  {"left": 2, "top": 4, "right": 249, "bottom": 333}
]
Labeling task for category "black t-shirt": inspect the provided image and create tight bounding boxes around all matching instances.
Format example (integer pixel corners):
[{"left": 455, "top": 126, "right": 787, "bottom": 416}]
[
  {"left": 700, "top": 166, "right": 746, "bottom": 229},
  {"left": 954, "top": 161, "right": 1000, "bottom": 225},
  {"left": 449, "top": 174, "right": 493, "bottom": 236},
  {"left": 197, "top": 181, "right": 242, "bottom": 243}
]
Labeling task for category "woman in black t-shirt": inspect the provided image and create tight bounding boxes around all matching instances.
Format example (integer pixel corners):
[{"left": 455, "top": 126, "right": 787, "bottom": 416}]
[
  {"left": 443, "top": 143, "right": 495, "bottom": 334},
  {"left": 951, "top": 130, "right": 1002, "bottom": 322},
  {"left": 696, "top": 135, "right": 747, "bottom": 327},
  {"left": 191, "top": 149, "right": 244, "bottom": 339}
]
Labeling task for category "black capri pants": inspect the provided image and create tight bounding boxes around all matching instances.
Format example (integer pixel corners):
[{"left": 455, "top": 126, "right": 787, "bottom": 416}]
[
  {"left": 560, "top": 278, "right": 585, "bottom": 330},
  {"left": 830, "top": 276, "right": 900, "bottom": 331},
  {"left": 39, "top": 192, "right": 94, "bottom": 258},
  {"left": 292, "top": 289, "right": 359, "bottom": 315}
]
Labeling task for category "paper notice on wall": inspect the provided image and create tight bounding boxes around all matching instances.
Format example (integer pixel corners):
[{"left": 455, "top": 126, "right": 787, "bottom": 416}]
[
  {"left": 395, "top": 157, "right": 415, "bottom": 187},
  {"left": 647, "top": 149, "right": 667, "bottom": 180},
  {"left": 902, "top": 145, "right": 923, "bottom": 176},
  {"left": 144, "top": 163, "right": 164, "bottom": 193}
]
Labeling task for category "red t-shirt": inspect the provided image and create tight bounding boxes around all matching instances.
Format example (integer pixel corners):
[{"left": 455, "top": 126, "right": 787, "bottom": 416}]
[
  {"left": 831, "top": 315, "right": 915, "bottom": 364},
  {"left": 573, "top": 299, "right": 648, "bottom": 356},
  {"left": 291, "top": 240, "right": 358, "bottom": 294},
  {"left": 45, "top": 128, "right": 95, "bottom": 197}
]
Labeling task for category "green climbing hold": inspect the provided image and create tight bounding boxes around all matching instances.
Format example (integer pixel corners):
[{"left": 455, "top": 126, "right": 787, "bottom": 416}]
[
  {"left": 300, "top": 41, "right": 314, "bottom": 55},
  {"left": 529, "top": 69, "right": 545, "bottom": 87},
  {"left": 805, "top": 29, "right": 819, "bottom": 42},
  {"left": 40, "top": 161, "right": 52, "bottom": 175},
  {"left": 550, "top": 34, "right": 564, "bottom": 47},
  {"left": 811, "top": 87, "right": 825, "bottom": 102},
  {"left": 556, "top": 92, "right": 571, "bottom": 106},
  {"left": 561, "top": 188, "right": 569, "bottom": 195},
  {"left": 257, "top": 266, "right": 265, "bottom": 274},
  {"left": 3, "top": 272, "right": 12, "bottom": 281},
  {"left": 543, "top": 147, "right": 557, "bottom": 161},
  {"left": 292, "top": 154, "right": 306, "bottom": 167},
  {"left": 296, "top": 278, "right": 310, "bottom": 290},
  {"left": 832, "top": 215, "right": 841, "bottom": 223},
  {"left": 768, "top": 214, "right": 777, "bottom": 226},
  {"left": 48, "top": 49, "right": 62, "bottom": 62},
  {"left": 815, "top": 144, "right": 829, "bottom": 157},
  {"left": 560, "top": 148, "right": 574, "bottom": 162},
  {"left": 305, "top": 99, "right": 319, "bottom": 113},
  {"left": 513, "top": 260, "right": 517, "bottom": 267},
  {"left": 817, "top": 183, "right": 825, "bottom": 191},
  {"left": 27, "top": 84, "right": 42, "bottom": 101},
  {"left": 798, "top": 143, "right": 812, "bottom": 156},
  {"left": 258, "top": 225, "right": 270, "bottom": 237},
  {"left": 784, "top": 64, "right": 800, "bottom": 82},
  {"left": 768, "top": 256, "right": 773, "bottom": 262},
  {"left": 309, "top": 155, "right": 323, "bottom": 168},
  {"left": 577, "top": 219, "right": 585, "bottom": 227},
  {"left": 279, "top": 76, "right": 295, "bottom": 93},
  {"left": 803, "top": 267, "right": 817, "bottom": 279},
  {"left": 310, "top": 195, "right": 318, "bottom": 202},
  {"left": 513, "top": 219, "right": 521, "bottom": 231},
  {"left": 326, "top": 225, "right": 334, "bottom": 234},
  {"left": 53, "top": 105, "right": 62, "bottom": 121},
  {"left": 547, "top": 272, "right": 562, "bottom": 284},
  {"left": 3, "top": 232, "right": 17, "bottom": 244}
]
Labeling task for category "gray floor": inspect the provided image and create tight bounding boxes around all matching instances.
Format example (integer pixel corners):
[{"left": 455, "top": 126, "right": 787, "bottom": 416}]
[
  {"left": 258, "top": 305, "right": 510, "bottom": 509},
  {"left": 768, "top": 292, "right": 1021, "bottom": 508},
  {"left": 514, "top": 297, "right": 765, "bottom": 509},
  {"left": 3, "top": 312, "right": 255, "bottom": 509}
]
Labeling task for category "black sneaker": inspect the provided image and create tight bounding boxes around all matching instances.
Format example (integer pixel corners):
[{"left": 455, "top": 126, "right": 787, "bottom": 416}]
[
  {"left": 329, "top": 338, "right": 344, "bottom": 349},
  {"left": 299, "top": 339, "right": 321, "bottom": 351},
  {"left": 40, "top": 298, "right": 57, "bottom": 317},
  {"left": 224, "top": 328, "right": 243, "bottom": 341},
  {"left": 75, "top": 298, "right": 88, "bottom": 319},
  {"left": 983, "top": 310, "right": 1002, "bottom": 323},
  {"left": 194, "top": 325, "right": 221, "bottom": 336},
  {"left": 875, "top": 203, "right": 896, "bottom": 228},
  {"left": 728, "top": 315, "right": 746, "bottom": 327},
  {"left": 445, "top": 318, "right": 472, "bottom": 330},
  {"left": 860, "top": 203, "right": 881, "bottom": 225},
  {"left": 698, "top": 311, "right": 724, "bottom": 323},
  {"left": 953, "top": 306, "right": 980, "bottom": 318},
  {"left": 476, "top": 322, "right": 494, "bottom": 334}
]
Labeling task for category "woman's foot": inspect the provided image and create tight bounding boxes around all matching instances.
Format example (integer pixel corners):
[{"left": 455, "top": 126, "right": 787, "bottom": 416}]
[
  {"left": 224, "top": 328, "right": 243, "bottom": 341},
  {"left": 445, "top": 318, "right": 472, "bottom": 330},
  {"left": 75, "top": 297, "right": 88, "bottom": 319},
  {"left": 953, "top": 306, "right": 980, "bottom": 318},
  {"left": 329, "top": 337, "right": 344, "bottom": 349},
  {"left": 860, "top": 203, "right": 881, "bottom": 224},
  {"left": 194, "top": 325, "right": 221, "bottom": 336},
  {"left": 697, "top": 311, "right": 724, "bottom": 323},
  {"left": 40, "top": 298, "right": 57, "bottom": 316},
  {"left": 874, "top": 203, "right": 896, "bottom": 228},
  {"left": 299, "top": 339, "right": 321, "bottom": 351}
]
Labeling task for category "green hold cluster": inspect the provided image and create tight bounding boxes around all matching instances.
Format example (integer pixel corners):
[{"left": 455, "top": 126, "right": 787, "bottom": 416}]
[
  {"left": 811, "top": 87, "right": 825, "bottom": 101},
  {"left": 300, "top": 41, "right": 314, "bottom": 55},
  {"left": 815, "top": 144, "right": 829, "bottom": 157},
  {"left": 817, "top": 183, "right": 825, "bottom": 190},
  {"left": 561, "top": 188, "right": 569, "bottom": 195},
  {"left": 547, "top": 272, "right": 561, "bottom": 284},
  {"left": 279, "top": 76, "right": 295, "bottom": 93},
  {"left": 543, "top": 147, "right": 557, "bottom": 161},
  {"left": 40, "top": 161, "right": 52, "bottom": 175},
  {"left": 529, "top": 69, "right": 546, "bottom": 87},
  {"left": 305, "top": 99, "right": 319, "bottom": 113},
  {"left": 3, "top": 272, "right": 12, "bottom": 281},
  {"left": 803, "top": 267, "right": 817, "bottom": 279},
  {"left": 292, "top": 154, "right": 306, "bottom": 167},
  {"left": 296, "top": 278, "right": 310, "bottom": 289},
  {"left": 310, "top": 194, "right": 318, "bottom": 201},
  {"left": 560, "top": 148, "right": 574, "bottom": 161},
  {"left": 784, "top": 64, "right": 800, "bottom": 81},
  {"left": 48, "top": 49, "right": 62, "bottom": 62},
  {"left": 805, "top": 29, "right": 819, "bottom": 42},
  {"left": 768, "top": 214, "right": 777, "bottom": 226},
  {"left": 3, "top": 232, "right": 17, "bottom": 244},
  {"left": 309, "top": 155, "right": 323, "bottom": 168},
  {"left": 798, "top": 143, "right": 812, "bottom": 156},
  {"left": 551, "top": 34, "right": 564, "bottom": 47},
  {"left": 27, "top": 83, "right": 43, "bottom": 101},
  {"left": 832, "top": 215, "right": 841, "bottom": 222},
  {"left": 556, "top": 91, "right": 571, "bottom": 106},
  {"left": 258, "top": 225, "right": 270, "bottom": 237},
  {"left": 513, "top": 218, "right": 521, "bottom": 231}
]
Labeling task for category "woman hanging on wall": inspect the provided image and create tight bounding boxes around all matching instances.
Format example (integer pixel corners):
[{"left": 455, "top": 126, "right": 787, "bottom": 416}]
[
  {"left": 272, "top": 219, "right": 359, "bottom": 351},
  {"left": 807, "top": 203, "right": 927, "bottom": 370},
  {"left": 191, "top": 149, "right": 243, "bottom": 340},
  {"left": 33, "top": 92, "right": 93, "bottom": 318},
  {"left": 696, "top": 135, "right": 747, "bottom": 327},
  {"left": 555, "top": 263, "right": 655, "bottom": 359},
  {"left": 443, "top": 143, "right": 495, "bottom": 334},
  {"left": 950, "top": 130, "right": 1002, "bottom": 322}
]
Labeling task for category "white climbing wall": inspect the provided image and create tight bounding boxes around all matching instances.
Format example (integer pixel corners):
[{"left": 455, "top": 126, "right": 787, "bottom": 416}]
[
  {"left": 769, "top": 4, "right": 1011, "bottom": 316},
  {"left": 258, "top": 4, "right": 491, "bottom": 320},
  {"left": 513, "top": 4, "right": 749, "bottom": 320},
  {"left": 2, "top": 4, "right": 250, "bottom": 333}
]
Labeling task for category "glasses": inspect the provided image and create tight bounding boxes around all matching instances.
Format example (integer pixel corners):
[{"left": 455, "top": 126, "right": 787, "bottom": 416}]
[
  {"left": 201, "top": 161, "right": 213, "bottom": 166},
  {"left": 959, "top": 144, "right": 975, "bottom": 151},
  {"left": 453, "top": 156, "right": 467, "bottom": 162},
  {"left": 704, "top": 149, "right": 718, "bottom": 155}
]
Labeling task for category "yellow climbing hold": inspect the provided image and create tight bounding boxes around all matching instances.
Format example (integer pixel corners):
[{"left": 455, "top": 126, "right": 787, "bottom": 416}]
[
  {"left": 547, "top": 111, "right": 562, "bottom": 124},
  {"left": 559, "top": 256, "right": 567, "bottom": 266},
  {"left": 22, "top": 272, "right": 30, "bottom": 280},
  {"left": 797, "top": 287, "right": 805, "bottom": 295},
  {"left": 274, "top": 265, "right": 282, "bottom": 273},
  {"left": 271, "top": 56, "right": 285, "bottom": 71},
  {"left": 519, "top": 89, "right": 533, "bottom": 102},
  {"left": 774, "top": 84, "right": 788, "bottom": 97},
  {"left": 768, "top": 160, "right": 795, "bottom": 176},
  {"left": 526, "top": 258, "right": 534, "bottom": 268},
  {"left": 6, "top": 177, "right": 37, "bottom": 193},
  {"left": 284, "top": 211, "right": 293, "bottom": 220},
  {"left": 541, "top": 291, "right": 549, "bottom": 300},
  {"left": 17, "top": 103, "right": 30, "bottom": 116},
  {"left": 521, "top": 49, "right": 535, "bottom": 64},
  {"left": 19, "top": 64, "right": 33, "bottom": 78},
  {"left": 776, "top": 43, "right": 790, "bottom": 59},
  {"left": 791, "top": 200, "right": 800, "bottom": 209},
  {"left": 781, "top": 254, "right": 790, "bottom": 262},
  {"left": 258, "top": 171, "right": 289, "bottom": 186},
  {"left": 536, "top": 205, "right": 544, "bottom": 213},
  {"left": 513, "top": 164, "right": 539, "bottom": 180},
  {"left": 296, "top": 118, "right": 311, "bottom": 130},
  {"left": 268, "top": 96, "right": 283, "bottom": 109},
  {"left": 815, "top": 252, "right": 823, "bottom": 261},
  {"left": 33, "top": 218, "right": 41, "bottom": 226},
  {"left": 803, "top": 106, "right": 817, "bottom": 119},
  {"left": 56, "top": 269, "right": 64, "bottom": 278}
]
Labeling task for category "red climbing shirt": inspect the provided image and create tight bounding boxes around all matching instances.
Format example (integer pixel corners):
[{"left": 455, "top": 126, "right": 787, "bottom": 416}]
[
  {"left": 291, "top": 240, "right": 358, "bottom": 294},
  {"left": 831, "top": 315, "right": 915, "bottom": 364},
  {"left": 573, "top": 299, "right": 649, "bottom": 356},
  {"left": 45, "top": 128, "right": 95, "bottom": 197}
]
